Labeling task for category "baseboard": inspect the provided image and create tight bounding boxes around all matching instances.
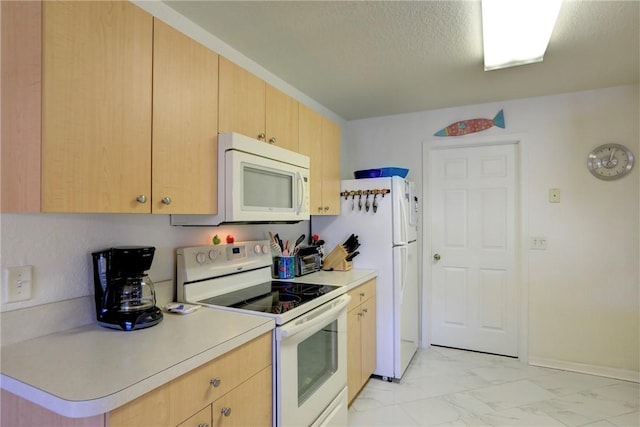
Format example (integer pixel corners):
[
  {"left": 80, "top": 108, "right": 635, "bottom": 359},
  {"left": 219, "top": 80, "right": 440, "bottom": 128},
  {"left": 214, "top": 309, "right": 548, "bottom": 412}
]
[{"left": 529, "top": 356, "right": 639, "bottom": 383}]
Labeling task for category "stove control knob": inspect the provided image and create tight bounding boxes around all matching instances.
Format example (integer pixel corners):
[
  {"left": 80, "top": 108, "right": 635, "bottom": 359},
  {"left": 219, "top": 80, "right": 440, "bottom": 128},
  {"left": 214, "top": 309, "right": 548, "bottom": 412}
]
[
  {"left": 196, "top": 252, "right": 206, "bottom": 264},
  {"left": 254, "top": 244, "right": 263, "bottom": 254},
  {"left": 262, "top": 244, "right": 270, "bottom": 254},
  {"left": 208, "top": 250, "right": 217, "bottom": 261}
]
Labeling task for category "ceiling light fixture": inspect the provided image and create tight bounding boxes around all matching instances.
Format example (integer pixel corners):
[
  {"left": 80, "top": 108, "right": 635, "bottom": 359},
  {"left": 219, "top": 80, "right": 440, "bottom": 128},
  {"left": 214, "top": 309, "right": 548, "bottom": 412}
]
[{"left": 482, "top": 0, "right": 562, "bottom": 71}]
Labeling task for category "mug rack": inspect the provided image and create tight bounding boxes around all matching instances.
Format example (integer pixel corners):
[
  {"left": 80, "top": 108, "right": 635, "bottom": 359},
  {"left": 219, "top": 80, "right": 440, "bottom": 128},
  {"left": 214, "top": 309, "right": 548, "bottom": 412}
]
[{"left": 339, "top": 188, "right": 390, "bottom": 213}]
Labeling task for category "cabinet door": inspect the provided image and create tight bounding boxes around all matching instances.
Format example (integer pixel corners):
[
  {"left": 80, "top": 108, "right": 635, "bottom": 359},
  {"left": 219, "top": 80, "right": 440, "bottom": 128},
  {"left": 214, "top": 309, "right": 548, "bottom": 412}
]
[
  {"left": 176, "top": 405, "right": 211, "bottom": 427},
  {"left": 1, "top": 389, "right": 105, "bottom": 427},
  {"left": 212, "top": 367, "right": 272, "bottom": 427},
  {"left": 360, "top": 297, "right": 377, "bottom": 385},
  {"left": 107, "top": 382, "right": 172, "bottom": 427},
  {"left": 298, "top": 104, "right": 323, "bottom": 214},
  {"left": 152, "top": 19, "right": 218, "bottom": 214},
  {"left": 321, "top": 117, "right": 341, "bottom": 215},
  {"left": 42, "top": 1, "right": 153, "bottom": 213},
  {"left": 265, "top": 84, "right": 299, "bottom": 151},
  {"left": 1, "top": 0, "right": 42, "bottom": 212},
  {"left": 218, "top": 57, "right": 266, "bottom": 141},
  {"left": 347, "top": 306, "right": 362, "bottom": 404}
]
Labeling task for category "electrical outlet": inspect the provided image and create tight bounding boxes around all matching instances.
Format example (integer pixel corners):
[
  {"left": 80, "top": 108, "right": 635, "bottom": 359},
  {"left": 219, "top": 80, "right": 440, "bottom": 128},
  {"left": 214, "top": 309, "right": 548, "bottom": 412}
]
[
  {"left": 530, "top": 237, "right": 548, "bottom": 250},
  {"left": 4, "top": 266, "right": 33, "bottom": 303}
]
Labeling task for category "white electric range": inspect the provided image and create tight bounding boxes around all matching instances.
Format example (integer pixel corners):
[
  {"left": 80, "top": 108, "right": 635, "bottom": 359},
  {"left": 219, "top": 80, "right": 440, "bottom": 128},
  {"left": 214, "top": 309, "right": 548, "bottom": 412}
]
[{"left": 177, "top": 240, "right": 350, "bottom": 427}]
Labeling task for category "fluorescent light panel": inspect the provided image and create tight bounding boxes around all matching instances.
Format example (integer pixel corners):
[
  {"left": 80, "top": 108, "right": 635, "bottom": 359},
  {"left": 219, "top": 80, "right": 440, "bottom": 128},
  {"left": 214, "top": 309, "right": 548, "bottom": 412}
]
[{"left": 482, "top": 0, "right": 562, "bottom": 71}]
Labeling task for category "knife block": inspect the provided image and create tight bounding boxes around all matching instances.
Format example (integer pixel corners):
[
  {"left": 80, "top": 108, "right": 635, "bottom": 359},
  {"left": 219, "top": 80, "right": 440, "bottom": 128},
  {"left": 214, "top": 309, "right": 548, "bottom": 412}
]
[{"left": 322, "top": 245, "right": 353, "bottom": 271}]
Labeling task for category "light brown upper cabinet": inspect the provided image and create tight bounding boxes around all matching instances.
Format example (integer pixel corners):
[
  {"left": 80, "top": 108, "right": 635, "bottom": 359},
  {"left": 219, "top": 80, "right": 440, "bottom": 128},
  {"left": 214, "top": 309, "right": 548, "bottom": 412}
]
[
  {"left": 41, "top": 1, "right": 153, "bottom": 213},
  {"left": 1, "top": 1, "right": 218, "bottom": 214},
  {"left": 298, "top": 105, "right": 323, "bottom": 214},
  {"left": 265, "top": 84, "right": 299, "bottom": 152},
  {"left": 320, "top": 117, "right": 342, "bottom": 215},
  {"left": 299, "top": 105, "right": 341, "bottom": 215},
  {"left": 152, "top": 19, "right": 218, "bottom": 214},
  {"left": 219, "top": 57, "right": 299, "bottom": 152}
]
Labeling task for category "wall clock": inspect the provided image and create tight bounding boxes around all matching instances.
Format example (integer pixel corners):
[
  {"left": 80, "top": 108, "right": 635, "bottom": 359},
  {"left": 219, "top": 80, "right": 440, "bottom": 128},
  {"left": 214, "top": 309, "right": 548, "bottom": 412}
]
[{"left": 587, "top": 143, "right": 634, "bottom": 180}]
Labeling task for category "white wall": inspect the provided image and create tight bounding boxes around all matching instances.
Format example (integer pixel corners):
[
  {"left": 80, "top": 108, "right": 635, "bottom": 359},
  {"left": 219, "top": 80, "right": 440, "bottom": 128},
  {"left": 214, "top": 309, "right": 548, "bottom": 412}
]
[
  {"left": 0, "top": 1, "right": 315, "bottom": 344},
  {"left": 344, "top": 85, "right": 639, "bottom": 378},
  {"left": 0, "top": 213, "right": 307, "bottom": 343}
]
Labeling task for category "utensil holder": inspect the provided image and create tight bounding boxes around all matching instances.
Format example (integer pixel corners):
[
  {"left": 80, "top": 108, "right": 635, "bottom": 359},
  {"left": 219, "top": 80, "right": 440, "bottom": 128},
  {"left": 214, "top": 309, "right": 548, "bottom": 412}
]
[
  {"left": 274, "top": 256, "right": 295, "bottom": 279},
  {"left": 322, "top": 245, "right": 352, "bottom": 271},
  {"left": 332, "top": 259, "right": 353, "bottom": 271}
]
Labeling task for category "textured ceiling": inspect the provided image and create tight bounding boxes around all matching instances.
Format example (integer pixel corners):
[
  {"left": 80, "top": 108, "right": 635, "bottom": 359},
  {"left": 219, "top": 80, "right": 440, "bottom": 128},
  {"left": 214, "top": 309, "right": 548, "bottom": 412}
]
[{"left": 163, "top": 1, "right": 639, "bottom": 121}]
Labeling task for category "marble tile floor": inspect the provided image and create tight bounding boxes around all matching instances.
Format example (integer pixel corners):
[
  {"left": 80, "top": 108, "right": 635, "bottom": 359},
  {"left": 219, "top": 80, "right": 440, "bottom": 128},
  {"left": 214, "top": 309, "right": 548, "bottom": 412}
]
[{"left": 348, "top": 346, "right": 639, "bottom": 427}]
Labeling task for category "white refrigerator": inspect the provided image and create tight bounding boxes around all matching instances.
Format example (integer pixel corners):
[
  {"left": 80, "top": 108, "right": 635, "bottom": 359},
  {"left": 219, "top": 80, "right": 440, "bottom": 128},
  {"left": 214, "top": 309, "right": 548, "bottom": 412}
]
[{"left": 312, "top": 176, "right": 419, "bottom": 381}]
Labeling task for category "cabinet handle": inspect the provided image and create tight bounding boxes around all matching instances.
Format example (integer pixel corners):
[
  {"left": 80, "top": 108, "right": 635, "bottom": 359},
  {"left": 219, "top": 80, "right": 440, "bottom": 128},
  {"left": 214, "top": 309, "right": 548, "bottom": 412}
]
[
  {"left": 136, "top": 195, "right": 147, "bottom": 204},
  {"left": 198, "top": 424, "right": 209, "bottom": 427},
  {"left": 209, "top": 378, "right": 221, "bottom": 388},
  {"left": 357, "top": 312, "right": 363, "bottom": 317},
  {"left": 362, "top": 308, "right": 368, "bottom": 314},
  {"left": 258, "top": 133, "right": 266, "bottom": 141},
  {"left": 268, "top": 136, "right": 276, "bottom": 144},
  {"left": 161, "top": 197, "right": 172, "bottom": 205},
  {"left": 317, "top": 207, "right": 323, "bottom": 213},
  {"left": 220, "top": 407, "right": 232, "bottom": 417},
  {"left": 323, "top": 206, "right": 330, "bottom": 212},
  {"left": 360, "top": 292, "right": 365, "bottom": 297}
]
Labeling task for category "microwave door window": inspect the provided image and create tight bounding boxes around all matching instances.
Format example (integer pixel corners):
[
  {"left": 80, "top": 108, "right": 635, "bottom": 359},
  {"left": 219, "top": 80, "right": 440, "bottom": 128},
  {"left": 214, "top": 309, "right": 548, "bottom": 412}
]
[{"left": 243, "top": 166, "right": 293, "bottom": 210}]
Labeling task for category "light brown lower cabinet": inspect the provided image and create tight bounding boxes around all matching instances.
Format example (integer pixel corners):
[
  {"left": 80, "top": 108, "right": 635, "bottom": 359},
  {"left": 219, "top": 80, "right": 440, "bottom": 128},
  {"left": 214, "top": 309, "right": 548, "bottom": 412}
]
[
  {"left": 0, "top": 333, "right": 272, "bottom": 427},
  {"left": 177, "top": 366, "right": 271, "bottom": 427},
  {"left": 347, "top": 279, "right": 377, "bottom": 404}
]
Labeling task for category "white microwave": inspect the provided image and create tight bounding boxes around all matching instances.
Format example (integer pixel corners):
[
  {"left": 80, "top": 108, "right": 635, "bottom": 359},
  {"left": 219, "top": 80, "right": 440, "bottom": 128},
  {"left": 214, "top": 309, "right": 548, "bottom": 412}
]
[{"left": 171, "top": 132, "right": 310, "bottom": 226}]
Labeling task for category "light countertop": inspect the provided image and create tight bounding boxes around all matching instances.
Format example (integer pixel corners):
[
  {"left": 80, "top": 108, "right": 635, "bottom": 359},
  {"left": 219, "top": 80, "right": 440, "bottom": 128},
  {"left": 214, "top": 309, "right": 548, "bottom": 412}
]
[
  {"left": 0, "top": 269, "right": 376, "bottom": 419},
  {"left": 0, "top": 308, "right": 274, "bottom": 418},
  {"left": 283, "top": 268, "right": 377, "bottom": 290}
]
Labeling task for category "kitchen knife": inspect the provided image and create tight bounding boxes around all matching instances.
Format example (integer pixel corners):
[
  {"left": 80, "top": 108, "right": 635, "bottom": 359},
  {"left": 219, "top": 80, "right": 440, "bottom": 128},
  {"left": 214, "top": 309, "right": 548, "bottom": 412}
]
[
  {"left": 345, "top": 251, "right": 359, "bottom": 262},
  {"left": 343, "top": 234, "right": 357, "bottom": 251}
]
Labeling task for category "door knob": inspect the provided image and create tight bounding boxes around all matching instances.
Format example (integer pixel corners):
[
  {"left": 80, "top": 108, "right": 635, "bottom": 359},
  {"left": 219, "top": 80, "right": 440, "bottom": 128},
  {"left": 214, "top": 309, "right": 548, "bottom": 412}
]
[{"left": 433, "top": 253, "right": 441, "bottom": 261}]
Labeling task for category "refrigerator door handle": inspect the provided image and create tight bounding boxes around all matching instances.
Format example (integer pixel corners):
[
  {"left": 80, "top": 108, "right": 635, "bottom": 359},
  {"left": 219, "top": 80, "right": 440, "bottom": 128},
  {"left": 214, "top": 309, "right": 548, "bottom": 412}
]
[
  {"left": 397, "top": 190, "right": 409, "bottom": 245},
  {"left": 400, "top": 245, "right": 408, "bottom": 297}
]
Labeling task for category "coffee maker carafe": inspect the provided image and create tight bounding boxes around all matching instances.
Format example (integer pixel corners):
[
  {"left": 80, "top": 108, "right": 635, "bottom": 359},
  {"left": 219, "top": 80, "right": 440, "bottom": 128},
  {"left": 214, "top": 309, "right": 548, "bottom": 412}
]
[{"left": 92, "top": 246, "right": 163, "bottom": 331}]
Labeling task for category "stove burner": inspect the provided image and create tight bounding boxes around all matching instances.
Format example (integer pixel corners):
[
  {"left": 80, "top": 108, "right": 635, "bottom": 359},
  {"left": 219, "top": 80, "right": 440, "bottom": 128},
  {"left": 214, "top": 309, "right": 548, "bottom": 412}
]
[
  {"left": 198, "top": 281, "right": 341, "bottom": 315},
  {"left": 275, "top": 282, "right": 334, "bottom": 297},
  {"left": 242, "top": 292, "right": 302, "bottom": 313}
]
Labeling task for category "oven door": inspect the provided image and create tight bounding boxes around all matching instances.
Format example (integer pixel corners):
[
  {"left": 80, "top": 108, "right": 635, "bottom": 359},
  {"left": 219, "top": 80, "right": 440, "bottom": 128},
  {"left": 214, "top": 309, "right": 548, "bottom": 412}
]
[{"left": 276, "top": 294, "right": 350, "bottom": 427}]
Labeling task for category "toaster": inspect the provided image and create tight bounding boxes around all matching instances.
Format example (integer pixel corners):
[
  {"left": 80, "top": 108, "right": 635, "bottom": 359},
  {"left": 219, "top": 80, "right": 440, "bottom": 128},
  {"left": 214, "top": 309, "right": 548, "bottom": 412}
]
[{"left": 295, "top": 246, "right": 322, "bottom": 276}]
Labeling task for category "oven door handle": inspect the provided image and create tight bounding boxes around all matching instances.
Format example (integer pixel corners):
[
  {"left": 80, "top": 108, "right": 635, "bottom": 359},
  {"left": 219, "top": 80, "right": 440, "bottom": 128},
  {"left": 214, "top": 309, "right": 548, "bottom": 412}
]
[{"left": 277, "top": 294, "right": 351, "bottom": 340}]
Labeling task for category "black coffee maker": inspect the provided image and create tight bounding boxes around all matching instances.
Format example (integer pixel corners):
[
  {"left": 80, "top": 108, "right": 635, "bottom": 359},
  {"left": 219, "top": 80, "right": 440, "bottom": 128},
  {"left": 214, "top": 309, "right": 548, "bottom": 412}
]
[{"left": 92, "top": 246, "right": 163, "bottom": 331}]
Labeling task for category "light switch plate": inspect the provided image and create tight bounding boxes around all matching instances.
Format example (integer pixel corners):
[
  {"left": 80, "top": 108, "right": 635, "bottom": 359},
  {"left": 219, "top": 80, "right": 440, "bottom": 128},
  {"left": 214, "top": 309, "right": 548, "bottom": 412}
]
[
  {"left": 530, "top": 237, "right": 547, "bottom": 250},
  {"left": 4, "top": 265, "right": 33, "bottom": 303}
]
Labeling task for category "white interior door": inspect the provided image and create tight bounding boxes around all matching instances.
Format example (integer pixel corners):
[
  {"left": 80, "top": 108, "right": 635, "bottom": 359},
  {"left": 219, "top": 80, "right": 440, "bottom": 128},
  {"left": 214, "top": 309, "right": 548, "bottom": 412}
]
[{"left": 430, "top": 143, "right": 518, "bottom": 356}]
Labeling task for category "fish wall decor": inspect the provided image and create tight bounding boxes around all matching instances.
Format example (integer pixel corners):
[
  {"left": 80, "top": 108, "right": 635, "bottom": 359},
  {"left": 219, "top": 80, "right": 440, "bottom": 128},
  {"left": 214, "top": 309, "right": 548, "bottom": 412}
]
[{"left": 434, "top": 109, "right": 505, "bottom": 137}]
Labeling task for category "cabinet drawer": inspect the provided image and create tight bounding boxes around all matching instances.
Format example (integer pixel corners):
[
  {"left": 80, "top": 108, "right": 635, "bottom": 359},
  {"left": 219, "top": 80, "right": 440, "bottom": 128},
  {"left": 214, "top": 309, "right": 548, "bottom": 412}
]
[
  {"left": 171, "top": 333, "right": 272, "bottom": 425},
  {"left": 176, "top": 405, "right": 211, "bottom": 427},
  {"left": 108, "top": 332, "right": 272, "bottom": 427},
  {"left": 347, "top": 279, "right": 376, "bottom": 310}
]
